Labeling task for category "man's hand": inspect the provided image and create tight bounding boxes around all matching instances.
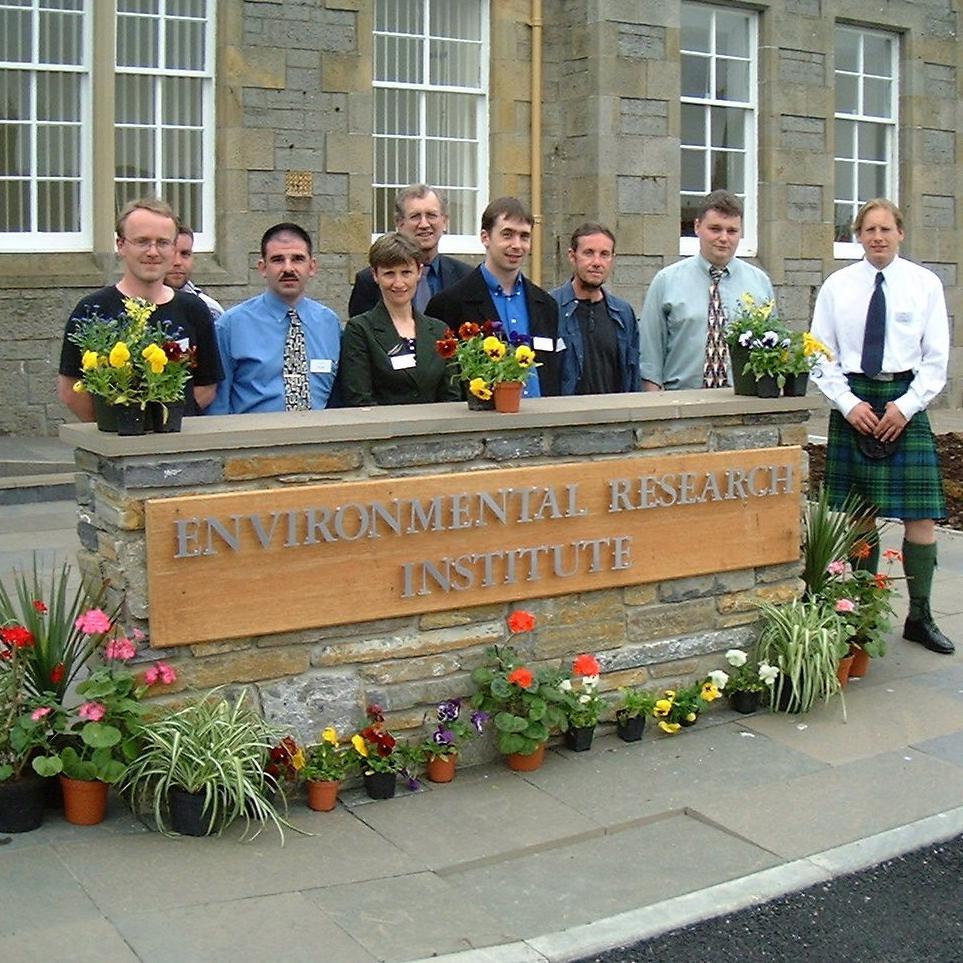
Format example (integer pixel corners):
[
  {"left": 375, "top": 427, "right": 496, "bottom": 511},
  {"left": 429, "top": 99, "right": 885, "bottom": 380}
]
[
  {"left": 846, "top": 401, "right": 879, "bottom": 435},
  {"left": 873, "top": 401, "right": 907, "bottom": 443}
]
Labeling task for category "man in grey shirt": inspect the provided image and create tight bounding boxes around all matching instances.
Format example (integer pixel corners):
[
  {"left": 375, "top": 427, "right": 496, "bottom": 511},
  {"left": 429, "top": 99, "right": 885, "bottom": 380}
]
[{"left": 639, "top": 190, "right": 775, "bottom": 390}]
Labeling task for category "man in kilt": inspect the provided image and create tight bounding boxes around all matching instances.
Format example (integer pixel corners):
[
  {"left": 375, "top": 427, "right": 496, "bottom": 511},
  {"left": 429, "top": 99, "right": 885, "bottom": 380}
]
[{"left": 811, "top": 198, "right": 953, "bottom": 654}]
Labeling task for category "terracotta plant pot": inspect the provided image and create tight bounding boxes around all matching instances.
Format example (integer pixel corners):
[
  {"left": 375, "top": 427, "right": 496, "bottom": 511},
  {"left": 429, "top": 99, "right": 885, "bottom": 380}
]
[
  {"left": 505, "top": 743, "right": 546, "bottom": 772},
  {"left": 837, "top": 652, "right": 855, "bottom": 688},
  {"left": 493, "top": 380, "right": 523, "bottom": 413},
  {"left": 306, "top": 779, "right": 340, "bottom": 812},
  {"left": 0, "top": 774, "right": 46, "bottom": 833},
  {"left": 849, "top": 646, "right": 871, "bottom": 678},
  {"left": 425, "top": 754, "right": 457, "bottom": 783},
  {"left": 60, "top": 775, "right": 109, "bottom": 826}
]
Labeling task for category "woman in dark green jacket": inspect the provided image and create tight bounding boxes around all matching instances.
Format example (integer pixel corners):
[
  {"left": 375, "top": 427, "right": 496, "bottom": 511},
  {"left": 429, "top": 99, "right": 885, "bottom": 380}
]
[{"left": 340, "top": 233, "right": 461, "bottom": 406}]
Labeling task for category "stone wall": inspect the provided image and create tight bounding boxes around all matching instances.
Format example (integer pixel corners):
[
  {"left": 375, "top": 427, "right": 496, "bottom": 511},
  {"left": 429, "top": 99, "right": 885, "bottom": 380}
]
[{"left": 62, "top": 393, "right": 812, "bottom": 756}]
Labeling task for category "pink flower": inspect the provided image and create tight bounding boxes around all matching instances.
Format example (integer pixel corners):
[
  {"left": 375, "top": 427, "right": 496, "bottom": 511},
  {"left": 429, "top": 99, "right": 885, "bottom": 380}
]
[
  {"left": 31, "top": 707, "right": 52, "bottom": 721},
  {"left": 834, "top": 598, "right": 856, "bottom": 613},
  {"left": 78, "top": 701, "right": 106, "bottom": 721},
  {"left": 75, "top": 609, "right": 112, "bottom": 635},
  {"left": 105, "top": 638, "right": 137, "bottom": 661},
  {"left": 826, "top": 560, "right": 847, "bottom": 576},
  {"left": 132, "top": 627, "right": 146, "bottom": 641},
  {"left": 145, "top": 661, "right": 177, "bottom": 686}
]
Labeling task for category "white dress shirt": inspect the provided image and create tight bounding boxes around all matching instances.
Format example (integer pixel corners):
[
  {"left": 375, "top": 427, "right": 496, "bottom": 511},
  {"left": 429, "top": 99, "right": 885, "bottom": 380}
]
[{"left": 810, "top": 255, "right": 949, "bottom": 420}]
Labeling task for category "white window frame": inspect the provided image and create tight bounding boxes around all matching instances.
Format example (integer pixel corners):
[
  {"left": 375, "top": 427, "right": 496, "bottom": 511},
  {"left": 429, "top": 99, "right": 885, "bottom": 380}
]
[
  {"left": 372, "top": 0, "right": 489, "bottom": 254},
  {"left": 679, "top": 2, "right": 758, "bottom": 258},
  {"left": 114, "top": 0, "right": 216, "bottom": 252},
  {"left": 833, "top": 24, "right": 899, "bottom": 260},
  {"left": 0, "top": 0, "right": 92, "bottom": 253}
]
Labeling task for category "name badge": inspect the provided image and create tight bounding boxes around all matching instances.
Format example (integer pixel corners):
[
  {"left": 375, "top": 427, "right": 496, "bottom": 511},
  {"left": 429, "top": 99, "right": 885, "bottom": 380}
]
[
  {"left": 894, "top": 311, "right": 913, "bottom": 325},
  {"left": 310, "top": 359, "right": 333, "bottom": 374},
  {"left": 390, "top": 353, "right": 417, "bottom": 370},
  {"left": 533, "top": 336, "right": 555, "bottom": 352},
  {"left": 556, "top": 338, "right": 567, "bottom": 352},
  {"left": 176, "top": 337, "right": 190, "bottom": 351}
]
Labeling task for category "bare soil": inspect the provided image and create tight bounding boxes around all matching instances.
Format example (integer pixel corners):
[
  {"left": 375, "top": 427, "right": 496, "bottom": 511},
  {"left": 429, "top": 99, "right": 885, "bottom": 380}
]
[{"left": 806, "top": 432, "right": 963, "bottom": 531}]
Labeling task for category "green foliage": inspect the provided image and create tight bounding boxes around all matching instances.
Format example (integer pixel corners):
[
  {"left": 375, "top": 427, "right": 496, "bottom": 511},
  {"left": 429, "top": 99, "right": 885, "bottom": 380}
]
[
  {"left": 802, "top": 487, "right": 874, "bottom": 598},
  {"left": 614, "top": 687, "right": 658, "bottom": 720}
]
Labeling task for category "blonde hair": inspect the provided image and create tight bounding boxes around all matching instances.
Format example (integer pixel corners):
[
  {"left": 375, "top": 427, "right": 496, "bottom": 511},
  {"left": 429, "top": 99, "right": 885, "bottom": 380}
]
[{"left": 853, "top": 198, "right": 903, "bottom": 234}]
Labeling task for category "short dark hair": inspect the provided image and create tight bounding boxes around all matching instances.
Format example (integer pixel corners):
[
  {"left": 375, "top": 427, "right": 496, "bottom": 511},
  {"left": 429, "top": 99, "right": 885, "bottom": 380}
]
[
  {"left": 569, "top": 222, "right": 616, "bottom": 253},
  {"left": 260, "top": 222, "right": 313, "bottom": 259},
  {"left": 853, "top": 198, "right": 903, "bottom": 234},
  {"left": 394, "top": 184, "right": 447, "bottom": 222},
  {"left": 368, "top": 232, "right": 424, "bottom": 270},
  {"left": 695, "top": 190, "right": 743, "bottom": 222},
  {"left": 481, "top": 197, "right": 533, "bottom": 234},
  {"left": 177, "top": 225, "right": 195, "bottom": 242},
  {"left": 115, "top": 197, "right": 178, "bottom": 238}
]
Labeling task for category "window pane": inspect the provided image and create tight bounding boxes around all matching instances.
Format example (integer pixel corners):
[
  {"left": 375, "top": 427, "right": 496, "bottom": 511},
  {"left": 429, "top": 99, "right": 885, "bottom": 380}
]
[
  {"left": 163, "top": 180, "right": 201, "bottom": 230},
  {"left": 443, "top": 187, "right": 473, "bottom": 236},
  {"left": 681, "top": 6, "right": 710, "bottom": 53},
  {"left": 716, "top": 58, "right": 748, "bottom": 102},
  {"left": 426, "top": 91, "right": 476, "bottom": 138},
  {"left": 681, "top": 148, "right": 705, "bottom": 192},
  {"left": 858, "top": 122, "right": 887, "bottom": 162},
  {"left": 681, "top": 54, "right": 710, "bottom": 98},
  {"left": 863, "top": 77, "right": 891, "bottom": 118},
  {"left": 863, "top": 35, "right": 892, "bottom": 77},
  {"left": 835, "top": 160, "right": 854, "bottom": 200},
  {"left": 0, "top": 8, "right": 30, "bottom": 63},
  {"left": 373, "top": 185, "right": 395, "bottom": 234},
  {"left": 115, "top": 180, "right": 154, "bottom": 218},
  {"left": 117, "top": 14, "right": 159, "bottom": 68},
  {"left": 118, "top": 1, "right": 160, "bottom": 13},
  {"left": 162, "top": 76, "right": 202, "bottom": 126},
  {"left": 375, "top": 0, "right": 422, "bottom": 35},
  {"left": 430, "top": 0, "right": 481, "bottom": 42},
  {"left": 37, "top": 179, "right": 80, "bottom": 231},
  {"left": 0, "top": 123, "right": 30, "bottom": 175},
  {"left": 116, "top": 126, "right": 156, "bottom": 179},
  {"left": 680, "top": 103, "right": 705, "bottom": 146},
  {"left": 858, "top": 162, "right": 885, "bottom": 199},
  {"left": 429, "top": 39, "right": 481, "bottom": 88},
  {"left": 375, "top": 86, "right": 418, "bottom": 136},
  {"left": 711, "top": 106, "right": 744, "bottom": 148},
  {"left": 426, "top": 138, "right": 476, "bottom": 188},
  {"left": 165, "top": 16, "right": 205, "bottom": 71},
  {"left": 375, "top": 34, "right": 422, "bottom": 83},
  {"left": 712, "top": 150, "right": 743, "bottom": 191},
  {"left": 834, "top": 202, "right": 854, "bottom": 241},
  {"left": 162, "top": 128, "right": 201, "bottom": 178},
  {"left": 835, "top": 74, "right": 858, "bottom": 114},
  {"left": 680, "top": 194, "right": 701, "bottom": 237},
  {"left": 0, "top": 181, "right": 29, "bottom": 230},
  {"left": 39, "top": 9, "right": 83, "bottom": 65},
  {"left": 835, "top": 29, "right": 859, "bottom": 72},
  {"left": 37, "top": 124, "right": 80, "bottom": 175},
  {"left": 0, "top": 71, "right": 30, "bottom": 121},
  {"left": 834, "top": 118, "right": 855, "bottom": 158},
  {"left": 374, "top": 135, "right": 418, "bottom": 184},
  {"left": 116, "top": 74, "right": 155, "bottom": 124},
  {"left": 716, "top": 11, "right": 749, "bottom": 57},
  {"left": 167, "top": 0, "right": 207, "bottom": 17}
]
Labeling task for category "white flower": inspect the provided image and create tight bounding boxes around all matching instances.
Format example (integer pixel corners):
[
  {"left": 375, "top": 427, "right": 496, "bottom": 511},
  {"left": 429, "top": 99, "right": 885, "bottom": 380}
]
[
  {"left": 581, "top": 674, "right": 599, "bottom": 689},
  {"left": 578, "top": 693, "right": 591, "bottom": 704},
  {"left": 708, "top": 669, "right": 729, "bottom": 690},
  {"left": 758, "top": 663, "right": 779, "bottom": 686},
  {"left": 559, "top": 679, "right": 572, "bottom": 691},
  {"left": 725, "top": 649, "right": 748, "bottom": 668}
]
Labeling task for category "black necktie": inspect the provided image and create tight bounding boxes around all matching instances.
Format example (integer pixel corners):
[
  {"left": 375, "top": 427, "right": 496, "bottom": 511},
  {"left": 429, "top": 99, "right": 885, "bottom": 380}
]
[{"left": 861, "top": 272, "right": 886, "bottom": 377}]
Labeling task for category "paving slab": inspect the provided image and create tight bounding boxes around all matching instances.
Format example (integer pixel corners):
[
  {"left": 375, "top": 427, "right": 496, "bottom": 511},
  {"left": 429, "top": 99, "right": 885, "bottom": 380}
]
[
  {"left": 0, "top": 917, "right": 139, "bottom": 963},
  {"left": 901, "top": 661, "right": 963, "bottom": 701},
  {"left": 519, "top": 724, "right": 827, "bottom": 826},
  {"left": 306, "top": 871, "right": 516, "bottom": 962},
  {"left": 844, "top": 629, "right": 957, "bottom": 689},
  {"left": 695, "top": 748, "right": 963, "bottom": 860},
  {"left": 349, "top": 765, "right": 599, "bottom": 871},
  {"left": 740, "top": 677, "right": 963, "bottom": 765},
  {"left": 113, "top": 891, "right": 376, "bottom": 963},
  {"left": 444, "top": 814, "right": 781, "bottom": 937},
  {"left": 912, "top": 727, "right": 963, "bottom": 769},
  {"left": 2, "top": 804, "right": 149, "bottom": 852}
]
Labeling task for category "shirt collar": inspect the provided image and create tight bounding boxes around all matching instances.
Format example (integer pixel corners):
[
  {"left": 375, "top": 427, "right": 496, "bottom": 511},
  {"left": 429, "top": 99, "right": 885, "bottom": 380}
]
[
  {"left": 480, "top": 262, "right": 523, "bottom": 297},
  {"left": 695, "top": 253, "right": 732, "bottom": 277},
  {"left": 861, "top": 254, "right": 900, "bottom": 280},
  {"left": 262, "top": 288, "right": 305, "bottom": 321}
]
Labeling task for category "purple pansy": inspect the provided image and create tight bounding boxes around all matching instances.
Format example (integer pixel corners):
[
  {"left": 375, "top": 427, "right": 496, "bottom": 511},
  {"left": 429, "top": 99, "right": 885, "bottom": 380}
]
[
  {"left": 508, "top": 330, "right": 532, "bottom": 347},
  {"left": 470, "top": 710, "right": 490, "bottom": 733},
  {"left": 433, "top": 727, "right": 455, "bottom": 746},
  {"left": 436, "top": 698, "right": 461, "bottom": 723}
]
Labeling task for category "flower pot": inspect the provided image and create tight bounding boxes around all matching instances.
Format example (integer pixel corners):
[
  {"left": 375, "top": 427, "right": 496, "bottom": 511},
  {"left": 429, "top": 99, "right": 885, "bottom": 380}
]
[
  {"left": 425, "top": 754, "right": 457, "bottom": 783},
  {"left": 783, "top": 372, "right": 809, "bottom": 397},
  {"left": 564, "top": 725, "right": 595, "bottom": 752},
  {"left": 755, "top": 374, "right": 780, "bottom": 398},
  {"left": 837, "top": 652, "right": 855, "bottom": 688},
  {"left": 60, "top": 775, "right": 109, "bottom": 826},
  {"left": 615, "top": 714, "right": 646, "bottom": 743},
  {"left": 114, "top": 403, "right": 147, "bottom": 436},
  {"left": 363, "top": 770, "right": 397, "bottom": 800},
  {"left": 0, "top": 774, "right": 46, "bottom": 833},
  {"left": 149, "top": 400, "right": 185, "bottom": 433},
  {"left": 169, "top": 788, "right": 213, "bottom": 836},
  {"left": 729, "top": 689, "right": 762, "bottom": 715},
  {"left": 679, "top": 713, "right": 699, "bottom": 728},
  {"left": 93, "top": 396, "right": 119, "bottom": 433},
  {"left": 505, "top": 743, "right": 546, "bottom": 772},
  {"left": 849, "top": 646, "right": 871, "bottom": 678},
  {"left": 729, "top": 343, "right": 756, "bottom": 396},
  {"left": 306, "top": 779, "right": 340, "bottom": 812},
  {"left": 466, "top": 391, "right": 495, "bottom": 411},
  {"left": 493, "top": 380, "right": 523, "bottom": 413}
]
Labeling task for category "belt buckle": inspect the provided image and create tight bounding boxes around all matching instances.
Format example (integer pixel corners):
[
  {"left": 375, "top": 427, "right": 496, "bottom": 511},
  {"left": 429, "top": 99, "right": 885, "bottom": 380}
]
[{"left": 872, "top": 372, "right": 894, "bottom": 382}]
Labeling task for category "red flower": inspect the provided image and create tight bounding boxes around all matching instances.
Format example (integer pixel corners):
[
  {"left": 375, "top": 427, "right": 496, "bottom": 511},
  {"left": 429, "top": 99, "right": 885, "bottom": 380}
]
[
  {"left": 507, "top": 666, "right": 534, "bottom": 689},
  {"left": 366, "top": 704, "right": 385, "bottom": 722},
  {"left": 481, "top": 321, "right": 497, "bottom": 336},
  {"left": 458, "top": 322, "right": 481, "bottom": 340},
  {"left": 572, "top": 653, "right": 601, "bottom": 677},
  {"left": 0, "top": 625, "right": 35, "bottom": 648},
  {"left": 33, "top": 600, "right": 47, "bottom": 614},
  {"left": 507, "top": 610, "right": 536, "bottom": 634},
  {"left": 883, "top": 549, "right": 903, "bottom": 562},
  {"left": 374, "top": 731, "right": 396, "bottom": 756},
  {"left": 874, "top": 573, "right": 890, "bottom": 590},
  {"left": 436, "top": 336, "right": 458, "bottom": 359},
  {"left": 851, "top": 540, "right": 871, "bottom": 561},
  {"left": 50, "top": 662, "right": 65, "bottom": 684}
]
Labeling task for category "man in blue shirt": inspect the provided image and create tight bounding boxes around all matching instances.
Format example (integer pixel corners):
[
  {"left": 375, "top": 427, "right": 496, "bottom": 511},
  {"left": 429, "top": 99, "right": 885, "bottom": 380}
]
[
  {"left": 639, "top": 190, "right": 775, "bottom": 391},
  {"left": 551, "top": 223, "right": 640, "bottom": 395},
  {"left": 209, "top": 223, "right": 341, "bottom": 414},
  {"left": 426, "top": 197, "right": 562, "bottom": 396}
]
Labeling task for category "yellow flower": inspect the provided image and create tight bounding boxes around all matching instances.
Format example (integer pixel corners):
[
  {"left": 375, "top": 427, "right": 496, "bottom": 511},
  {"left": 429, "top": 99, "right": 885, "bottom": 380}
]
[
  {"left": 664, "top": 690, "right": 676, "bottom": 699},
  {"left": 658, "top": 721, "right": 681, "bottom": 734},
  {"left": 482, "top": 336, "right": 506, "bottom": 360},
  {"left": 108, "top": 342, "right": 131, "bottom": 368},
  {"left": 351, "top": 733, "right": 368, "bottom": 757},
  {"left": 759, "top": 300, "right": 773, "bottom": 319},
  {"left": 123, "top": 296, "right": 156, "bottom": 337},
  {"left": 515, "top": 345, "right": 536, "bottom": 367},
  {"left": 701, "top": 682, "right": 720, "bottom": 702},
  {"left": 321, "top": 727, "right": 339, "bottom": 746},
  {"left": 290, "top": 748, "right": 306, "bottom": 771},
  {"left": 686, "top": 712, "right": 697, "bottom": 722},
  {"left": 741, "top": 293, "right": 756, "bottom": 308},
  {"left": 72, "top": 380, "right": 87, "bottom": 393},
  {"left": 654, "top": 698, "right": 673, "bottom": 717},
  {"left": 469, "top": 377, "right": 493, "bottom": 400},
  {"left": 142, "top": 343, "right": 168, "bottom": 373},
  {"left": 803, "top": 332, "right": 831, "bottom": 359},
  {"left": 81, "top": 350, "right": 100, "bottom": 371}
]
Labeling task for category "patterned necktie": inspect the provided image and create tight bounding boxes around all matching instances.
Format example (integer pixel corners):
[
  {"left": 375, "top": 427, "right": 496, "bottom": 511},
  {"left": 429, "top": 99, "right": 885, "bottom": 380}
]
[
  {"left": 861, "top": 271, "right": 886, "bottom": 377},
  {"left": 283, "top": 308, "right": 311, "bottom": 410},
  {"left": 703, "top": 265, "right": 730, "bottom": 388},
  {"left": 414, "top": 271, "right": 431, "bottom": 312}
]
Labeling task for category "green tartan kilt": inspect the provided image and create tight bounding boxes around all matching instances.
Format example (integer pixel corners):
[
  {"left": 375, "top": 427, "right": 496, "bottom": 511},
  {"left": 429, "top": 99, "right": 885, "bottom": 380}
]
[{"left": 824, "top": 373, "right": 946, "bottom": 521}]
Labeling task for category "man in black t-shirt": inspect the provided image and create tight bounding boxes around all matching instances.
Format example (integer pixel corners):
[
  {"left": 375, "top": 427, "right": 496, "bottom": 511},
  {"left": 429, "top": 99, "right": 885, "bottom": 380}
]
[{"left": 57, "top": 198, "right": 222, "bottom": 420}]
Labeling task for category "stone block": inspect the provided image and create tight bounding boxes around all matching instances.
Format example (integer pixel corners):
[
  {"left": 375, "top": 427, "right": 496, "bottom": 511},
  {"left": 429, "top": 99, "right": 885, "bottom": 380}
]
[
  {"left": 595, "top": 666, "right": 651, "bottom": 693},
  {"left": 756, "top": 561, "right": 803, "bottom": 584},
  {"left": 189, "top": 640, "right": 253, "bottom": 658},
  {"left": 617, "top": 22, "right": 665, "bottom": 60},
  {"left": 709, "top": 427, "right": 781, "bottom": 451},
  {"left": 418, "top": 604, "right": 505, "bottom": 630},
  {"left": 359, "top": 649, "right": 485, "bottom": 685},
  {"left": 783, "top": 258, "right": 823, "bottom": 286},
  {"left": 647, "top": 658, "right": 700, "bottom": 679},
  {"left": 659, "top": 569, "right": 755, "bottom": 603},
  {"left": 780, "top": 424, "right": 810, "bottom": 447},
  {"left": 924, "top": 62, "right": 956, "bottom": 98},
  {"left": 366, "top": 671, "right": 474, "bottom": 711},
  {"left": 787, "top": 184, "right": 822, "bottom": 223},
  {"left": 371, "top": 439, "right": 484, "bottom": 469},
  {"left": 550, "top": 428, "right": 635, "bottom": 456},
  {"left": 922, "top": 195, "right": 955, "bottom": 228},
  {"left": 532, "top": 619, "right": 627, "bottom": 660},
  {"left": 224, "top": 449, "right": 362, "bottom": 480},
  {"left": 223, "top": 45, "right": 286, "bottom": 89},
  {"left": 101, "top": 459, "right": 224, "bottom": 490},
  {"left": 922, "top": 128, "right": 955, "bottom": 165},
  {"left": 623, "top": 583, "right": 658, "bottom": 606},
  {"left": 717, "top": 581, "right": 800, "bottom": 614},
  {"left": 617, "top": 175, "right": 667, "bottom": 215},
  {"left": 780, "top": 115, "right": 825, "bottom": 152},
  {"left": 535, "top": 589, "right": 625, "bottom": 627},
  {"left": 77, "top": 519, "right": 99, "bottom": 552},
  {"left": 483, "top": 434, "right": 547, "bottom": 461},
  {"left": 620, "top": 98, "right": 668, "bottom": 136},
  {"left": 626, "top": 598, "right": 717, "bottom": 642},
  {"left": 259, "top": 669, "right": 364, "bottom": 743},
  {"left": 786, "top": 0, "right": 820, "bottom": 15},
  {"left": 636, "top": 424, "right": 709, "bottom": 450},
  {"left": 778, "top": 48, "right": 826, "bottom": 86},
  {"left": 603, "top": 625, "right": 757, "bottom": 670},
  {"left": 93, "top": 485, "right": 144, "bottom": 531},
  {"left": 176, "top": 648, "right": 311, "bottom": 689}
]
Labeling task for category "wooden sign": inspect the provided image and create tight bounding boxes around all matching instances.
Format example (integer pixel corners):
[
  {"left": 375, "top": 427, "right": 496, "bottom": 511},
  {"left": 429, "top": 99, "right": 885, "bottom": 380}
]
[{"left": 145, "top": 447, "right": 801, "bottom": 646}]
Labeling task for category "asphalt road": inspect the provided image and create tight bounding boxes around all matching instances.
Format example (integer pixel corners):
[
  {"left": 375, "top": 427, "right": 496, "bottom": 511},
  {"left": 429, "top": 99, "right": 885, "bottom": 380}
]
[{"left": 580, "top": 834, "right": 963, "bottom": 963}]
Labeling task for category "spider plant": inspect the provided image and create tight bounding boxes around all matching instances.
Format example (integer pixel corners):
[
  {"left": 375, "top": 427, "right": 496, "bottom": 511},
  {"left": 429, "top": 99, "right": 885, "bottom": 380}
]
[
  {"left": 802, "top": 486, "right": 876, "bottom": 598},
  {"left": 121, "top": 689, "right": 295, "bottom": 841}
]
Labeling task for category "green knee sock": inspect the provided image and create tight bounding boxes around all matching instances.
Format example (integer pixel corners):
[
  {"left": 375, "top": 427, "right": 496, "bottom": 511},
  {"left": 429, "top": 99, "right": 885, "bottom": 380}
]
[
  {"left": 853, "top": 531, "right": 880, "bottom": 574},
  {"left": 902, "top": 539, "right": 937, "bottom": 620}
]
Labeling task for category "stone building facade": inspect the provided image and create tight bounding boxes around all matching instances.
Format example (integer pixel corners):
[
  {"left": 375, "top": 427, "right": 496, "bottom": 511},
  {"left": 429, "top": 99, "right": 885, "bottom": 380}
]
[{"left": 2, "top": 0, "right": 960, "bottom": 435}]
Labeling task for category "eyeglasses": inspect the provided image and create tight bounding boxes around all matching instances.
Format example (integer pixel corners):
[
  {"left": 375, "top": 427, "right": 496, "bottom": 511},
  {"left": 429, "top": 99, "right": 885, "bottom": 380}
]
[
  {"left": 403, "top": 211, "right": 443, "bottom": 225},
  {"left": 122, "top": 237, "right": 174, "bottom": 252}
]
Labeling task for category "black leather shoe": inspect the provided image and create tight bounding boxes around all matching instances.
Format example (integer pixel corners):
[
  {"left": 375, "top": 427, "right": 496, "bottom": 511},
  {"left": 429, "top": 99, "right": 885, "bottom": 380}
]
[{"left": 904, "top": 618, "right": 956, "bottom": 655}]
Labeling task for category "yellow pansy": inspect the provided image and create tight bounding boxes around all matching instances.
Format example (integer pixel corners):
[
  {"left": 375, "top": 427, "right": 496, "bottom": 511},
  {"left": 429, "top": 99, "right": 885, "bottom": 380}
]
[
  {"left": 658, "top": 721, "right": 681, "bottom": 734},
  {"left": 351, "top": 733, "right": 368, "bottom": 757},
  {"left": 803, "top": 332, "right": 831, "bottom": 360},
  {"left": 701, "top": 682, "right": 720, "bottom": 702},
  {"left": 740, "top": 293, "right": 756, "bottom": 308},
  {"left": 482, "top": 336, "right": 506, "bottom": 360},
  {"left": 759, "top": 300, "right": 773, "bottom": 319},
  {"left": 515, "top": 345, "right": 536, "bottom": 367},
  {"left": 469, "top": 377, "right": 493, "bottom": 400},
  {"left": 108, "top": 342, "right": 131, "bottom": 368},
  {"left": 321, "top": 727, "right": 339, "bottom": 746},
  {"left": 81, "top": 350, "right": 100, "bottom": 371},
  {"left": 142, "top": 343, "right": 168, "bottom": 374},
  {"left": 72, "top": 380, "right": 87, "bottom": 393},
  {"left": 654, "top": 698, "right": 673, "bottom": 717},
  {"left": 290, "top": 748, "right": 306, "bottom": 771},
  {"left": 686, "top": 712, "right": 697, "bottom": 722}
]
